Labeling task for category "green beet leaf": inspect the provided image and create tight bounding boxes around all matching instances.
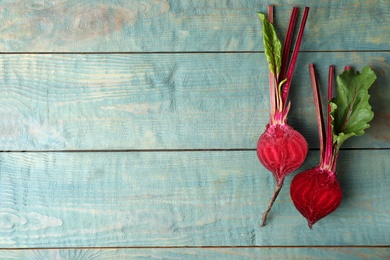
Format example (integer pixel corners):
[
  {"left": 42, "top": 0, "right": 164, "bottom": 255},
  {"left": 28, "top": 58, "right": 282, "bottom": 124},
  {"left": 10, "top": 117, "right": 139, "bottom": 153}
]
[
  {"left": 330, "top": 66, "right": 376, "bottom": 147},
  {"left": 258, "top": 13, "right": 282, "bottom": 77}
]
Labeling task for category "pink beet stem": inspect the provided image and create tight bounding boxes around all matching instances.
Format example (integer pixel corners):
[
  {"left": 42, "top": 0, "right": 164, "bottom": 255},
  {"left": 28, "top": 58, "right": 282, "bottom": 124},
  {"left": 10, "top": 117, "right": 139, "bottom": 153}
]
[
  {"left": 331, "top": 153, "right": 339, "bottom": 172},
  {"left": 279, "top": 7, "right": 299, "bottom": 82},
  {"left": 268, "top": 5, "right": 274, "bottom": 24},
  {"left": 344, "top": 65, "right": 351, "bottom": 71},
  {"left": 282, "top": 7, "right": 310, "bottom": 108},
  {"left": 267, "top": 5, "right": 277, "bottom": 124},
  {"left": 309, "top": 64, "right": 326, "bottom": 166},
  {"left": 269, "top": 71, "right": 276, "bottom": 124},
  {"left": 324, "top": 65, "right": 335, "bottom": 169}
]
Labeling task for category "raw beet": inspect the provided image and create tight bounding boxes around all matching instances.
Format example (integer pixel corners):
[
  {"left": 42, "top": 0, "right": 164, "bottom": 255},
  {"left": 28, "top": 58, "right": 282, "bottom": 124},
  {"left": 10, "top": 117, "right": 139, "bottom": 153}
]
[
  {"left": 257, "top": 6, "right": 310, "bottom": 226},
  {"left": 257, "top": 123, "right": 308, "bottom": 185},
  {"left": 290, "top": 167, "right": 342, "bottom": 228}
]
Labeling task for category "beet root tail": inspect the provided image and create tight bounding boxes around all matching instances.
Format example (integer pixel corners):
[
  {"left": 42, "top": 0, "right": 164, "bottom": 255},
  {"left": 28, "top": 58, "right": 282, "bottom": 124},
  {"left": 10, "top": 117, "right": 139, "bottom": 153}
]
[{"left": 261, "top": 178, "right": 284, "bottom": 227}]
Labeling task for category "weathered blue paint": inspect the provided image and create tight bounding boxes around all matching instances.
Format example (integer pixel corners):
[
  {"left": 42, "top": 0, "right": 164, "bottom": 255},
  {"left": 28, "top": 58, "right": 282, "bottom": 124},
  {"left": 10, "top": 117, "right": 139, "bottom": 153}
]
[
  {"left": 0, "top": 151, "right": 388, "bottom": 247},
  {"left": 0, "top": 53, "right": 388, "bottom": 150},
  {"left": 0, "top": 0, "right": 388, "bottom": 52},
  {"left": 0, "top": 248, "right": 388, "bottom": 259},
  {"left": 0, "top": 0, "right": 388, "bottom": 256}
]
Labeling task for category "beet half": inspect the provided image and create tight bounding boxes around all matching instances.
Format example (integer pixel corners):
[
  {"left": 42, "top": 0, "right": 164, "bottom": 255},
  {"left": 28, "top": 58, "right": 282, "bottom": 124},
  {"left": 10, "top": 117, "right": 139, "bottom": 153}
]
[
  {"left": 290, "top": 167, "right": 342, "bottom": 228},
  {"left": 257, "top": 124, "right": 308, "bottom": 186}
]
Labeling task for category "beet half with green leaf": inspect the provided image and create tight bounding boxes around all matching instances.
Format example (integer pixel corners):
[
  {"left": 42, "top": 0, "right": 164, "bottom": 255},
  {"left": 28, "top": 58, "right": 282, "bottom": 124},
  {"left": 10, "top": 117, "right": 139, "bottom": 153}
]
[{"left": 290, "top": 65, "right": 376, "bottom": 228}]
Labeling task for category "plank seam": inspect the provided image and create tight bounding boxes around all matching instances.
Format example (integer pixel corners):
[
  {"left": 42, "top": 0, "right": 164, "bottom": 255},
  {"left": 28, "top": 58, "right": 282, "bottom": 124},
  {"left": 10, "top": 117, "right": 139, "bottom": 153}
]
[
  {"left": 0, "top": 50, "right": 389, "bottom": 55},
  {"left": 0, "top": 246, "right": 388, "bottom": 250},
  {"left": 0, "top": 148, "right": 388, "bottom": 153}
]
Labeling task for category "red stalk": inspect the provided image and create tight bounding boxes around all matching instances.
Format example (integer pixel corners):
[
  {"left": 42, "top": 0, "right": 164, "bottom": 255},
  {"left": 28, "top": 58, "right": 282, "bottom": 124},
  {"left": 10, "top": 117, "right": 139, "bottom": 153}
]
[
  {"left": 281, "top": 7, "right": 310, "bottom": 108},
  {"left": 324, "top": 65, "right": 335, "bottom": 169},
  {"left": 268, "top": 5, "right": 274, "bottom": 24},
  {"left": 308, "top": 64, "right": 326, "bottom": 166},
  {"left": 279, "top": 7, "right": 299, "bottom": 82}
]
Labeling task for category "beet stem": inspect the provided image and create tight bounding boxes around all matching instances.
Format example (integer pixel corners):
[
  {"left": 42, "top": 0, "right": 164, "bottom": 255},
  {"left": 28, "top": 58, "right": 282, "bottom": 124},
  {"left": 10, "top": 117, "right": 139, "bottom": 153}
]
[
  {"left": 279, "top": 7, "right": 298, "bottom": 82},
  {"left": 324, "top": 65, "right": 335, "bottom": 169},
  {"left": 267, "top": 6, "right": 277, "bottom": 124},
  {"left": 268, "top": 5, "right": 274, "bottom": 24},
  {"left": 308, "top": 64, "right": 326, "bottom": 166},
  {"left": 261, "top": 178, "right": 284, "bottom": 227},
  {"left": 282, "top": 7, "right": 310, "bottom": 108},
  {"left": 269, "top": 71, "right": 277, "bottom": 124}
]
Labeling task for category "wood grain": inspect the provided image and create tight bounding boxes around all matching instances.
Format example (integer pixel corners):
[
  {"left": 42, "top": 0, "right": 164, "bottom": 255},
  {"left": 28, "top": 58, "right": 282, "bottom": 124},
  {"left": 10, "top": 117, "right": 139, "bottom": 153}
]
[
  {"left": 0, "top": 0, "right": 388, "bottom": 256},
  {"left": 0, "top": 247, "right": 388, "bottom": 259},
  {"left": 0, "top": 0, "right": 388, "bottom": 52},
  {"left": 0, "top": 150, "right": 388, "bottom": 247},
  {"left": 0, "top": 52, "right": 388, "bottom": 150}
]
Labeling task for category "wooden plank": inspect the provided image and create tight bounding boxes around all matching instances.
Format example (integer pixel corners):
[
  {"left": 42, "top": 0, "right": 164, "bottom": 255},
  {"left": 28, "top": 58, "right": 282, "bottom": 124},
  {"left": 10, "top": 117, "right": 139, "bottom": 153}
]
[
  {"left": 0, "top": 0, "right": 388, "bottom": 52},
  {"left": 0, "top": 52, "right": 388, "bottom": 150},
  {"left": 0, "top": 150, "right": 388, "bottom": 247},
  {"left": 0, "top": 247, "right": 388, "bottom": 259}
]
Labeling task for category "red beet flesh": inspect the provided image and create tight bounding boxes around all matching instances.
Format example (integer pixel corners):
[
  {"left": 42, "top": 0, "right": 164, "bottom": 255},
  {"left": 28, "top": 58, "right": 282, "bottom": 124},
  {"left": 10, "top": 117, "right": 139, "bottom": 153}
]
[
  {"left": 290, "top": 167, "right": 342, "bottom": 228},
  {"left": 257, "top": 124, "right": 308, "bottom": 185}
]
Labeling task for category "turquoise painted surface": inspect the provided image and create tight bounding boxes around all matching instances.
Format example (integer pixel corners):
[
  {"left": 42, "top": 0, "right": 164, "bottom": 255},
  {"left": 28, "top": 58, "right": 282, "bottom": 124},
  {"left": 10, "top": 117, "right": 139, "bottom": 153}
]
[
  {"left": 0, "top": 0, "right": 388, "bottom": 52},
  {"left": 0, "top": 0, "right": 388, "bottom": 258},
  {"left": 0, "top": 53, "right": 388, "bottom": 150},
  {"left": 0, "top": 151, "right": 388, "bottom": 247},
  {"left": 0, "top": 248, "right": 388, "bottom": 259}
]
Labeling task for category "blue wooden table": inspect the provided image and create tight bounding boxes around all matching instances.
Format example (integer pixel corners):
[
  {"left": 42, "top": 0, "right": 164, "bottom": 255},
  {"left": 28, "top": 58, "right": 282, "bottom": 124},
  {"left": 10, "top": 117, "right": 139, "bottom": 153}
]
[{"left": 0, "top": 0, "right": 389, "bottom": 259}]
